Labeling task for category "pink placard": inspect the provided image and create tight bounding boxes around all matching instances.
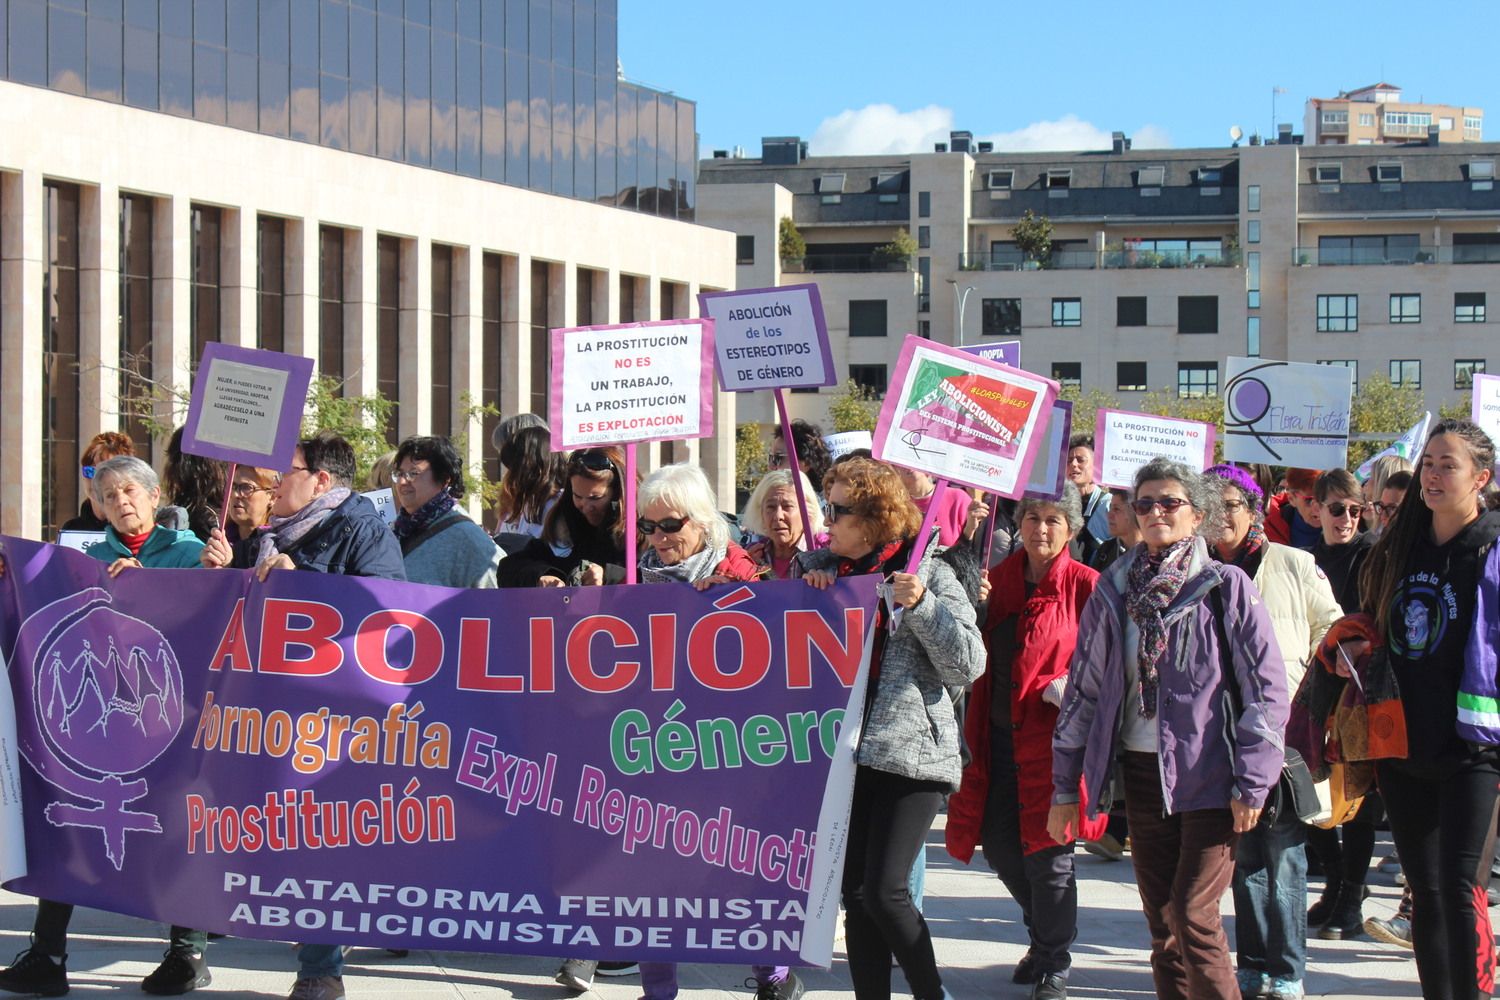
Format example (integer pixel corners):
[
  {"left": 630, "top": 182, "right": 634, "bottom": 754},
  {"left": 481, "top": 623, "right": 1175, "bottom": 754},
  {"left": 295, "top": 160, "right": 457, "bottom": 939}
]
[
  {"left": 871, "top": 335, "right": 1059, "bottom": 499},
  {"left": 1093, "top": 407, "right": 1217, "bottom": 490},
  {"left": 548, "top": 319, "right": 716, "bottom": 450}
]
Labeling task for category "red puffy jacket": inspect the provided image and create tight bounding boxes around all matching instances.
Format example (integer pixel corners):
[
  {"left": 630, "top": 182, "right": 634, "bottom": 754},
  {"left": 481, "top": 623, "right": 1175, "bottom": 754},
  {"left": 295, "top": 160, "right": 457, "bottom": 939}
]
[
  {"left": 713, "top": 543, "right": 766, "bottom": 582},
  {"left": 946, "top": 547, "right": 1105, "bottom": 860}
]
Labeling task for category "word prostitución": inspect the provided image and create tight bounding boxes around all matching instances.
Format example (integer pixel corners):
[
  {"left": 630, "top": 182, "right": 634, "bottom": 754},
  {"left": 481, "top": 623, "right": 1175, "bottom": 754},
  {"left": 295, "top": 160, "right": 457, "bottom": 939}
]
[
  {"left": 574, "top": 334, "right": 691, "bottom": 353},
  {"left": 186, "top": 779, "right": 456, "bottom": 854},
  {"left": 204, "top": 595, "right": 868, "bottom": 696}
]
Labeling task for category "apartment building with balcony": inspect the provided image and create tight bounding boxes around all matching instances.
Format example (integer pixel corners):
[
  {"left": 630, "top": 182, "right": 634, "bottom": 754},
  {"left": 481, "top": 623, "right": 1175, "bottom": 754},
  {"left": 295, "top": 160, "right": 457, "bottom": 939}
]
[
  {"left": 0, "top": 0, "right": 737, "bottom": 540},
  {"left": 1306, "top": 82, "right": 1482, "bottom": 145},
  {"left": 698, "top": 130, "right": 1500, "bottom": 431}
]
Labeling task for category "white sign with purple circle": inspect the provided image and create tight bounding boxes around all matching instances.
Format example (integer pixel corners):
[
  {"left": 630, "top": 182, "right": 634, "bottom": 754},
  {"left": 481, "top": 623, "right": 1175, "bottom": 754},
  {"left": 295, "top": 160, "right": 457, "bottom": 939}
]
[{"left": 1222, "top": 357, "right": 1353, "bottom": 468}]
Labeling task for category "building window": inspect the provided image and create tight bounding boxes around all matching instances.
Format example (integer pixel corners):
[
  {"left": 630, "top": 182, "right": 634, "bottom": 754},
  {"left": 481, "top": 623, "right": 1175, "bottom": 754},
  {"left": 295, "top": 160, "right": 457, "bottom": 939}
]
[
  {"left": 1178, "top": 296, "right": 1219, "bottom": 334},
  {"left": 190, "top": 204, "right": 222, "bottom": 361},
  {"left": 1359, "top": 113, "right": 1375, "bottom": 127},
  {"left": 318, "top": 226, "right": 346, "bottom": 388},
  {"left": 1466, "top": 115, "right": 1484, "bottom": 135},
  {"left": 43, "top": 181, "right": 82, "bottom": 538},
  {"left": 119, "top": 194, "right": 155, "bottom": 456},
  {"left": 1197, "top": 167, "right": 1223, "bottom": 186},
  {"left": 981, "top": 298, "right": 1021, "bottom": 337},
  {"left": 918, "top": 225, "right": 930, "bottom": 249},
  {"left": 1315, "top": 163, "right": 1342, "bottom": 184},
  {"left": 987, "top": 169, "right": 1014, "bottom": 190},
  {"left": 1441, "top": 117, "right": 1455, "bottom": 132},
  {"left": 849, "top": 299, "right": 888, "bottom": 337},
  {"left": 376, "top": 234, "right": 401, "bottom": 443},
  {"left": 1317, "top": 294, "right": 1358, "bottom": 332},
  {"left": 1247, "top": 220, "right": 1260, "bottom": 244},
  {"left": 818, "top": 173, "right": 845, "bottom": 204},
  {"left": 1456, "top": 359, "right": 1486, "bottom": 389},
  {"left": 918, "top": 191, "right": 930, "bottom": 217},
  {"left": 1117, "top": 296, "right": 1147, "bottom": 327},
  {"left": 876, "top": 172, "right": 901, "bottom": 203},
  {"left": 1385, "top": 111, "right": 1431, "bottom": 129},
  {"left": 1136, "top": 165, "right": 1164, "bottom": 188},
  {"left": 1046, "top": 169, "right": 1071, "bottom": 197},
  {"left": 1390, "top": 360, "right": 1421, "bottom": 388},
  {"left": 480, "top": 253, "right": 504, "bottom": 516},
  {"left": 849, "top": 364, "right": 888, "bottom": 396},
  {"left": 257, "top": 216, "right": 286, "bottom": 353},
  {"left": 1318, "top": 360, "right": 1359, "bottom": 380},
  {"left": 1456, "top": 292, "right": 1487, "bottom": 323},
  {"left": 1051, "top": 298, "right": 1081, "bottom": 327},
  {"left": 1246, "top": 185, "right": 1261, "bottom": 211},
  {"left": 1322, "top": 110, "right": 1348, "bottom": 125},
  {"left": 1177, "top": 362, "right": 1219, "bottom": 398},
  {"left": 1376, "top": 162, "right": 1404, "bottom": 184},
  {"left": 1117, "top": 361, "right": 1148, "bottom": 392},
  {"left": 431, "top": 244, "right": 454, "bottom": 437},
  {"left": 1471, "top": 160, "right": 1495, "bottom": 191},
  {"left": 1247, "top": 251, "right": 1261, "bottom": 309},
  {"left": 735, "top": 235, "right": 754, "bottom": 265},
  {"left": 918, "top": 320, "right": 930, "bottom": 339},
  {"left": 1247, "top": 317, "right": 1261, "bottom": 357},
  {"left": 1389, "top": 293, "right": 1421, "bottom": 324},
  {"left": 1051, "top": 363, "right": 1082, "bottom": 389}
]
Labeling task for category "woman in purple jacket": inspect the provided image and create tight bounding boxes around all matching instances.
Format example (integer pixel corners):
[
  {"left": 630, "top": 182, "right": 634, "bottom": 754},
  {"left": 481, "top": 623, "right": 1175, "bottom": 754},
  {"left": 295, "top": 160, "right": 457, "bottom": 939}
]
[{"left": 1047, "top": 458, "right": 1288, "bottom": 1000}]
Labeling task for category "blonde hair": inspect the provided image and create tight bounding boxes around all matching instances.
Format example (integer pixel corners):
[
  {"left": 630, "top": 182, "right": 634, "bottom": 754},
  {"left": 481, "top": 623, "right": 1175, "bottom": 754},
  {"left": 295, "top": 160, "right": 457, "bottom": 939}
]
[
  {"left": 740, "top": 470, "right": 825, "bottom": 539},
  {"left": 366, "top": 451, "right": 397, "bottom": 492}
]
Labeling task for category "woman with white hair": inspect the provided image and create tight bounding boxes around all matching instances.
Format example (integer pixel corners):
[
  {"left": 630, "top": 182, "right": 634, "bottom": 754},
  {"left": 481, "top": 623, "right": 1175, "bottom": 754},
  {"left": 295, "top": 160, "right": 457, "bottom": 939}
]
[
  {"left": 739, "top": 469, "right": 827, "bottom": 579},
  {"left": 83, "top": 456, "right": 205, "bottom": 573},
  {"left": 637, "top": 463, "right": 763, "bottom": 587}
]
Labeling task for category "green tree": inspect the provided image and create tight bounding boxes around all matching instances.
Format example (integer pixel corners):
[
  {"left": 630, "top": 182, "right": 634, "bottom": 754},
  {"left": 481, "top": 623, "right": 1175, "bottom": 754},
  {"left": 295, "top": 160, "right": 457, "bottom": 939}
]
[
  {"left": 1010, "top": 210, "right": 1054, "bottom": 265},
  {"left": 735, "top": 422, "right": 768, "bottom": 493},
  {"left": 300, "top": 375, "right": 395, "bottom": 485},
  {"left": 777, "top": 216, "right": 806, "bottom": 263},
  {"left": 828, "top": 379, "right": 880, "bottom": 433},
  {"left": 1056, "top": 385, "right": 1120, "bottom": 441},
  {"left": 1347, "top": 374, "right": 1426, "bottom": 465},
  {"left": 874, "top": 229, "right": 918, "bottom": 270}
]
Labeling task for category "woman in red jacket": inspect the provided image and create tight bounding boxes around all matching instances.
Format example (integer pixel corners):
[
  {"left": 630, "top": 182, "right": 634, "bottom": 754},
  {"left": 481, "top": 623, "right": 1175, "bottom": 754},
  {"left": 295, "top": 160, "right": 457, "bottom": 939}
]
[{"left": 947, "top": 484, "right": 1102, "bottom": 1000}]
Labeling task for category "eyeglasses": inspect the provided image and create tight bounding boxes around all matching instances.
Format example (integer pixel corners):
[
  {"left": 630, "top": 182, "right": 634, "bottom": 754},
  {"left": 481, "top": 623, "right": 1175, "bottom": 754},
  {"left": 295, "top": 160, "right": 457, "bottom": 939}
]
[
  {"left": 230, "top": 482, "right": 275, "bottom": 497},
  {"left": 1373, "top": 501, "right": 1401, "bottom": 518},
  {"left": 1324, "top": 501, "right": 1364, "bottom": 519},
  {"left": 81, "top": 465, "right": 97, "bottom": 479},
  {"left": 391, "top": 467, "right": 428, "bottom": 484},
  {"left": 1222, "top": 499, "right": 1248, "bottom": 513},
  {"left": 637, "top": 516, "right": 688, "bottom": 535},
  {"left": 1131, "top": 496, "right": 1192, "bottom": 516},
  {"left": 768, "top": 452, "right": 788, "bottom": 468},
  {"left": 829, "top": 502, "right": 858, "bottom": 522}
]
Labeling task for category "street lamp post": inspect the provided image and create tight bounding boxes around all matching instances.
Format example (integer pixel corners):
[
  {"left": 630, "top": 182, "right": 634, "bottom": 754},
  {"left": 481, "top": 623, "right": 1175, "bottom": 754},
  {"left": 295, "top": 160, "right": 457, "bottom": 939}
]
[{"left": 946, "top": 278, "right": 974, "bottom": 347}]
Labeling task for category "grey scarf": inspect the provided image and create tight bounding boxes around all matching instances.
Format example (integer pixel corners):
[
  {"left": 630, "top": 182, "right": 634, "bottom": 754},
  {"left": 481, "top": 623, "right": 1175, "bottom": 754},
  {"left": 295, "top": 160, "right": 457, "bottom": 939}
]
[
  {"left": 639, "top": 542, "right": 725, "bottom": 584},
  {"left": 256, "top": 487, "right": 353, "bottom": 566}
]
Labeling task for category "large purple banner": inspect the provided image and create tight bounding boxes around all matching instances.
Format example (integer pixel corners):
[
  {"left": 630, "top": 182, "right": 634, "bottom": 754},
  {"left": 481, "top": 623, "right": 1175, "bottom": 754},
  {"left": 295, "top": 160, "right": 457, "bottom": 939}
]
[{"left": 0, "top": 538, "right": 876, "bottom": 967}]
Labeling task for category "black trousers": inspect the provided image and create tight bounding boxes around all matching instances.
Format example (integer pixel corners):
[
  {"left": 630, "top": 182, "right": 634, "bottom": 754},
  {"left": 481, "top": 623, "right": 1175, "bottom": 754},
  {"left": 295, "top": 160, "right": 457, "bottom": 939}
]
[
  {"left": 1379, "top": 756, "right": 1500, "bottom": 1000},
  {"left": 980, "top": 737, "right": 1076, "bottom": 974},
  {"left": 33, "top": 899, "right": 204, "bottom": 957},
  {"left": 1305, "top": 793, "right": 1382, "bottom": 889},
  {"left": 842, "top": 765, "right": 946, "bottom": 1000}
]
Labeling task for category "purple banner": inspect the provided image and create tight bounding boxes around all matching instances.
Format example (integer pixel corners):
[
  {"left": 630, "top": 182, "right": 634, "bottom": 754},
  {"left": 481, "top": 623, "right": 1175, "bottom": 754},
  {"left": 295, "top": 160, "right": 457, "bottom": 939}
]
[
  {"left": 958, "top": 341, "right": 1020, "bottom": 368},
  {"left": 0, "top": 539, "right": 875, "bottom": 967}
]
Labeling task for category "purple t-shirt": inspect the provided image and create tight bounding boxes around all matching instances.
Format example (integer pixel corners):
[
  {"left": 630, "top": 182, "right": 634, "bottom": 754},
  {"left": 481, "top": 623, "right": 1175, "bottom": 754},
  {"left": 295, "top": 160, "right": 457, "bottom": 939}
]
[{"left": 912, "top": 488, "right": 971, "bottom": 548}]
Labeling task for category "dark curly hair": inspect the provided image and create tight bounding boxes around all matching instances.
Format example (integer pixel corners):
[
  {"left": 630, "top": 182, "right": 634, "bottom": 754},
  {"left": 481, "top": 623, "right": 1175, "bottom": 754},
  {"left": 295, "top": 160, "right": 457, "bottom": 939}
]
[
  {"left": 164, "top": 426, "right": 227, "bottom": 514},
  {"left": 774, "top": 419, "right": 832, "bottom": 495},
  {"left": 395, "top": 435, "right": 467, "bottom": 499}
]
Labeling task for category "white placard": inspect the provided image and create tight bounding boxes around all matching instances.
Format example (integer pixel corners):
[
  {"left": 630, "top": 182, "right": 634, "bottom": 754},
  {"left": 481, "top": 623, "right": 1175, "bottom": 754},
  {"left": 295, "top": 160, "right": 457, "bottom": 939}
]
[
  {"left": 550, "top": 321, "right": 714, "bottom": 449},
  {"left": 1222, "top": 358, "right": 1353, "bottom": 469},
  {"left": 192, "top": 359, "right": 291, "bottom": 455},
  {"left": 1095, "top": 409, "right": 1217, "bottom": 490},
  {"left": 362, "top": 488, "right": 398, "bottom": 525},
  {"left": 1473, "top": 374, "right": 1500, "bottom": 452},
  {"left": 55, "top": 530, "right": 107, "bottom": 554},
  {"left": 0, "top": 644, "right": 27, "bottom": 881},
  {"left": 699, "top": 285, "right": 835, "bottom": 392},
  {"left": 823, "top": 431, "right": 873, "bottom": 460}
]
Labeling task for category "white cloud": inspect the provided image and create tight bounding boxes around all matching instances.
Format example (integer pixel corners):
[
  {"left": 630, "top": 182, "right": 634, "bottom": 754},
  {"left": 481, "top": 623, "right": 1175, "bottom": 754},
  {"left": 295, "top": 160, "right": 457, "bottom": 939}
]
[{"left": 808, "top": 104, "right": 1172, "bottom": 156}]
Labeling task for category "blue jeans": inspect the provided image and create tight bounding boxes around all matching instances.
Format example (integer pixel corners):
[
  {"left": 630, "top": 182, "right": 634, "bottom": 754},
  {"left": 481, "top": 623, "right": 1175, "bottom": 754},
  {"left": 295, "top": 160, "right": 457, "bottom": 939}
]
[
  {"left": 1231, "top": 810, "right": 1307, "bottom": 981},
  {"left": 297, "top": 943, "right": 343, "bottom": 980}
]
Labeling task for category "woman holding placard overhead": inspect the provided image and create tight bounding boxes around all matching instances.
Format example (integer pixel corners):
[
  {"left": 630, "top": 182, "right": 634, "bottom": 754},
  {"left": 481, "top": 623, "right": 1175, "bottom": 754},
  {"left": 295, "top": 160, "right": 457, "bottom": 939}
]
[
  {"left": 1049, "top": 458, "right": 1288, "bottom": 1000},
  {"left": 801, "top": 457, "right": 984, "bottom": 1000}
]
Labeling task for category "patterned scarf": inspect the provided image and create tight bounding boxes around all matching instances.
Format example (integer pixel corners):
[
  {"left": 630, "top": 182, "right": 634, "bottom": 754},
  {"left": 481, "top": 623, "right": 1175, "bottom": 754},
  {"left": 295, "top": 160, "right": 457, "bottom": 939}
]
[
  {"left": 837, "top": 539, "right": 907, "bottom": 579},
  {"left": 639, "top": 541, "right": 725, "bottom": 584},
  {"left": 1124, "top": 536, "right": 1196, "bottom": 718},
  {"left": 256, "top": 487, "right": 352, "bottom": 565},
  {"left": 393, "top": 491, "right": 458, "bottom": 543}
]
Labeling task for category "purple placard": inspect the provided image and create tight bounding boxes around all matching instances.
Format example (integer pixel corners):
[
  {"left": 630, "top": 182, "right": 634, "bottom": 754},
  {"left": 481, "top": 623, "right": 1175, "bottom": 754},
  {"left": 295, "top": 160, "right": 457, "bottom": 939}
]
[
  {"left": 698, "top": 284, "right": 836, "bottom": 393},
  {"left": 871, "top": 336, "right": 1058, "bottom": 499},
  {"left": 180, "top": 343, "right": 314, "bottom": 469},
  {"left": 549, "top": 319, "right": 716, "bottom": 450},
  {"left": 1093, "top": 407, "right": 1217, "bottom": 490},
  {"left": 958, "top": 340, "right": 1020, "bottom": 368},
  {"left": 0, "top": 538, "right": 878, "bottom": 966},
  {"left": 1023, "top": 400, "right": 1074, "bottom": 501}
]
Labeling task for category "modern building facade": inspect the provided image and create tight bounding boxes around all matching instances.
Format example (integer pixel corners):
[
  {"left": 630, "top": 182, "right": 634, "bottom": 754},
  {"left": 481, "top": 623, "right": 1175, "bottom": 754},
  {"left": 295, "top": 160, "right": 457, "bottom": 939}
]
[
  {"left": 1306, "top": 83, "right": 1482, "bottom": 146},
  {"left": 699, "top": 131, "right": 1500, "bottom": 433},
  {"left": 1, "top": 0, "right": 736, "bottom": 540}
]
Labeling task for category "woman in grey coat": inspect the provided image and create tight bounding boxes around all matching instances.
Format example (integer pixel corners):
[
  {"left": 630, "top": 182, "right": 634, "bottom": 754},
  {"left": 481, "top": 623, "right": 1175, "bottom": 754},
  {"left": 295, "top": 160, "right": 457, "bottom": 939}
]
[{"left": 802, "top": 458, "right": 985, "bottom": 1000}]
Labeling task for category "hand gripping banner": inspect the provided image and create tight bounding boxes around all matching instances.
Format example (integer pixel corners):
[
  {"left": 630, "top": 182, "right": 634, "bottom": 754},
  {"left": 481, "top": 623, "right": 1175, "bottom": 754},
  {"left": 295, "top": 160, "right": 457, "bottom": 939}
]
[{"left": 0, "top": 538, "right": 876, "bottom": 967}]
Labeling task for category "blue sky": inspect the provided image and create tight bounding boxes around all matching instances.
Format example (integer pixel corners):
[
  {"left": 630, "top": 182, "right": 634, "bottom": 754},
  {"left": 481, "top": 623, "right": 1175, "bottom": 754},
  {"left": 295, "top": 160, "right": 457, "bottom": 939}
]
[{"left": 620, "top": 0, "right": 1500, "bottom": 157}]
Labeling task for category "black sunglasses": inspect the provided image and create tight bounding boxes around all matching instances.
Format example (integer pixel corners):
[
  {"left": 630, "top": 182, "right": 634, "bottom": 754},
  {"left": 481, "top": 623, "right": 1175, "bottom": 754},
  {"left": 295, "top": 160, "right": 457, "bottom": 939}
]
[
  {"left": 1131, "top": 496, "right": 1191, "bottom": 516},
  {"left": 829, "top": 502, "right": 858, "bottom": 522},
  {"left": 1324, "top": 501, "right": 1364, "bottom": 518},
  {"left": 573, "top": 450, "right": 617, "bottom": 473},
  {"left": 637, "top": 516, "right": 688, "bottom": 535}
]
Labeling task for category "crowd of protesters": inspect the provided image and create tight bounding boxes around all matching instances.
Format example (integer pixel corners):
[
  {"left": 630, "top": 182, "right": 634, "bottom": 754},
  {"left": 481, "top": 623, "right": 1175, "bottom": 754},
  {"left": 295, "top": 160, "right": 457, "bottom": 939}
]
[{"left": 2, "top": 411, "right": 1499, "bottom": 1000}]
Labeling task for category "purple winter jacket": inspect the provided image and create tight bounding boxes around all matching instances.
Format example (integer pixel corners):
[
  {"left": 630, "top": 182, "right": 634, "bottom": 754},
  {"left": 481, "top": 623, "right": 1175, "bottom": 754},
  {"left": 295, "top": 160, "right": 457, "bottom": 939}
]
[
  {"left": 1459, "top": 539, "right": 1500, "bottom": 744},
  {"left": 1052, "top": 537, "right": 1289, "bottom": 816}
]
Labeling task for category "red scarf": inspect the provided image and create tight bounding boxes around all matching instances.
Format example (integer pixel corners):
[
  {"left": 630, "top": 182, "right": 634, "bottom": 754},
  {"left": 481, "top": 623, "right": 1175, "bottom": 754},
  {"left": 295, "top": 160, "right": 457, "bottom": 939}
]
[{"left": 120, "top": 529, "right": 153, "bottom": 557}]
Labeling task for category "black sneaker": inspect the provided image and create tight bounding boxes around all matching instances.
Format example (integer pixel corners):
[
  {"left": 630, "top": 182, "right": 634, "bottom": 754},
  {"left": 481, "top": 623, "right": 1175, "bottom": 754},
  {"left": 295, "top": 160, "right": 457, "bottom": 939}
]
[
  {"left": 751, "top": 971, "right": 804, "bottom": 1000},
  {"left": 142, "top": 950, "right": 211, "bottom": 995},
  {"left": 0, "top": 947, "right": 68, "bottom": 997},
  {"left": 1031, "top": 972, "right": 1068, "bottom": 1000}
]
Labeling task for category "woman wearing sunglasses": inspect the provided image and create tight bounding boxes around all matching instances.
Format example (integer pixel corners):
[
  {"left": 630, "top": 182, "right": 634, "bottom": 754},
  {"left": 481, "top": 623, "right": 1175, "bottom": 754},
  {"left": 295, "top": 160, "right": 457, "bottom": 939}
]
[
  {"left": 1050, "top": 458, "right": 1288, "bottom": 1000},
  {"left": 1203, "top": 464, "right": 1341, "bottom": 1000},
  {"left": 800, "top": 457, "right": 985, "bottom": 1000},
  {"left": 498, "top": 447, "right": 630, "bottom": 588}
]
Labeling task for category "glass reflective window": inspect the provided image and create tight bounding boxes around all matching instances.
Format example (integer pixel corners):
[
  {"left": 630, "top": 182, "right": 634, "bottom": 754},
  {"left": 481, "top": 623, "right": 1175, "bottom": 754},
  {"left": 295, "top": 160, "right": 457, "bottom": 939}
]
[
  {"left": 159, "top": 33, "right": 194, "bottom": 115},
  {"left": 318, "top": 225, "right": 346, "bottom": 383},
  {"left": 194, "top": 0, "right": 226, "bottom": 44},
  {"left": 376, "top": 12, "right": 404, "bottom": 157},
  {"left": 321, "top": 73, "right": 349, "bottom": 148},
  {"left": 528, "top": 0, "right": 547, "bottom": 54},
  {"left": 506, "top": 114, "right": 528, "bottom": 186},
  {"left": 87, "top": 15, "right": 125, "bottom": 101},
  {"left": 257, "top": 216, "right": 286, "bottom": 353},
  {"left": 551, "top": 0, "right": 571, "bottom": 64},
  {"left": 193, "top": 43, "right": 227, "bottom": 123},
  {"left": 290, "top": 65, "right": 318, "bottom": 141},
  {"left": 529, "top": 122, "right": 551, "bottom": 193},
  {"left": 49, "top": 6, "right": 87, "bottom": 94},
  {"left": 122, "top": 24, "right": 158, "bottom": 107},
  {"left": 124, "top": 0, "right": 158, "bottom": 29},
  {"left": 260, "top": 60, "right": 290, "bottom": 135},
  {"left": 348, "top": 5, "right": 375, "bottom": 81},
  {"left": 349, "top": 79, "right": 377, "bottom": 154},
  {"left": 227, "top": 0, "right": 257, "bottom": 54},
  {"left": 321, "top": 0, "right": 349, "bottom": 75},
  {"left": 259, "top": 0, "right": 290, "bottom": 63},
  {"left": 552, "top": 126, "right": 572, "bottom": 197},
  {"left": 528, "top": 55, "right": 549, "bottom": 129},
  {"left": 574, "top": 3, "right": 594, "bottom": 69},
  {"left": 431, "top": 30, "right": 458, "bottom": 170},
  {"left": 226, "top": 51, "right": 258, "bottom": 128}
]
